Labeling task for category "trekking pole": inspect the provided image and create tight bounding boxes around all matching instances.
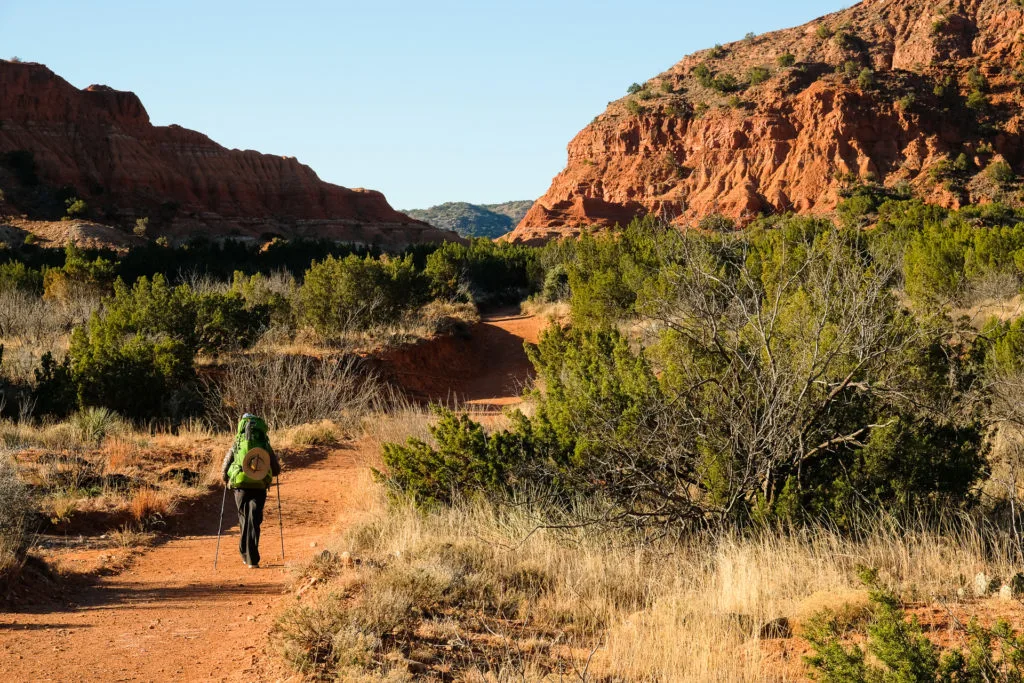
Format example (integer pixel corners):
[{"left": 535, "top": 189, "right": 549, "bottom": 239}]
[
  {"left": 213, "top": 484, "right": 227, "bottom": 571},
  {"left": 276, "top": 474, "right": 285, "bottom": 561}
]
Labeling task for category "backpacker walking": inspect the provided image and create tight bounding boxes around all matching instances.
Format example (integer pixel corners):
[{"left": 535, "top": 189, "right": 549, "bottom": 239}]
[{"left": 221, "top": 413, "right": 281, "bottom": 568}]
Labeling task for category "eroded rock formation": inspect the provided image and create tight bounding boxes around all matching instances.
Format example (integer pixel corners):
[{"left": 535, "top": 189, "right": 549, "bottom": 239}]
[
  {"left": 0, "top": 61, "right": 457, "bottom": 247},
  {"left": 510, "top": 0, "right": 1024, "bottom": 243}
]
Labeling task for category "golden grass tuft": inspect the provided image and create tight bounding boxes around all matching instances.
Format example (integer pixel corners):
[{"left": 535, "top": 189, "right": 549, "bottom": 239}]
[
  {"left": 282, "top": 420, "right": 343, "bottom": 448},
  {"left": 104, "top": 437, "right": 142, "bottom": 472},
  {"left": 128, "top": 488, "right": 177, "bottom": 530}
]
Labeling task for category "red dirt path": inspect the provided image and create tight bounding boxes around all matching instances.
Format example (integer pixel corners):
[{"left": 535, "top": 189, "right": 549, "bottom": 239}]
[{"left": 0, "top": 312, "right": 544, "bottom": 682}]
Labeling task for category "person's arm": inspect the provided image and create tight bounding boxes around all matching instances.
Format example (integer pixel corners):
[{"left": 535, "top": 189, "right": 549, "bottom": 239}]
[
  {"left": 269, "top": 446, "right": 281, "bottom": 477},
  {"left": 221, "top": 446, "right": 235, "bottom": 482}
]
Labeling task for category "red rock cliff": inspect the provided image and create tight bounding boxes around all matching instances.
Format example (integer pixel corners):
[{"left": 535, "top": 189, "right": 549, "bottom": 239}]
[
  {"left": 510, "top": 0, "right": 1024, "bottom": 243},
  {"left": 0, "top": 61, "right": 457, "bottom": 247}
]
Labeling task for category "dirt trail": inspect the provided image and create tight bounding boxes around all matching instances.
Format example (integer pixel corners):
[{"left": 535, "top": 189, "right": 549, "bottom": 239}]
[
  {"left": 0, "top": 312, "right": 544, "bottom": 682},
  {"left": 374, "top": 308, "right": 544, "bottom": 412}
]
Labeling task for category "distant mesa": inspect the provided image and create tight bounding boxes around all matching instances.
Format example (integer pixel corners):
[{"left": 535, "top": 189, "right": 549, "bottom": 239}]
[
  {"left": 508, "top": 0, "right": 1024, "bottom": 244},
  {"left": 0, "top": 59, "right": 459, "bottom": 248},
  {"left": 403, "top": 201, "right": 534, "bottom": 239}
]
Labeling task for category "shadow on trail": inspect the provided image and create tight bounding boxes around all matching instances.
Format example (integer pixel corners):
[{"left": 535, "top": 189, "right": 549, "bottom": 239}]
[
  {"left": 0, "top": 622, "right": 92, "bottom": 631},
  {"left": 74, "top": 582, "right": 283, "bottom": 611}
]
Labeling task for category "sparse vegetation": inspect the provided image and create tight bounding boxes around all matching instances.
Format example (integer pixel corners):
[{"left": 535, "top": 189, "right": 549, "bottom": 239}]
[
  {"left": 63, "top": 197, "right": 87, "bottom": 220},
  {"left": 133, "top": 217, "right": 148, "bottom": 238},
  {"left": 777, "top": 51, "right": 796, "bottom": 68},
  {"left": 858, "top": 67, "right": 875, "bottom": 89},
  {"left": 747, "top": 65, "right": 771, "bottom": 86}
]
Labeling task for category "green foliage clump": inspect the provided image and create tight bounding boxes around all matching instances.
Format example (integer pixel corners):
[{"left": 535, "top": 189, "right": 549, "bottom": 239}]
[
  {"left": 966, "top": 90, "right": 989, "bottom": 112},
  {"left": 987, "top": 160, "right": 1016, "bottom": 186},
  {"left": 69, "top": 275, "right": 199, "bottom": 420},
  {"left": 299, "top": 254, "right": 427, "bottom": 336},
  {"left": 712, "top": 73, "right": 739, "bottom": 92},
  {"left": 385, "top": 219, "right": 987, "bottom": 527},
  {"left": 747, "top": 66, "right": 771, "bottom": 86},
  {"left": 0, "top": 261, "right": 42, "bottom": 294},
  {"left": 857, "top": 68, "right": 875, "bottom": 89},
  {"left": 133, "top": 217, "right": 148, "bottom": 238},
  {"left": 626, "top": 82, "right": 643, "bottom": 95},
  {"left": 777, "top": 52, "right": 796, "bottom": 68},
  {"left": 63, "top": 197, "right": 87, "bottom": 219},
  {"left": 816, "top": 23, "right": 834, "bottom": 39},
  {"left": 424, "top": 239, "right": 541, "bottom": 307},
  {"left": 806, "top": 569, "right": 1024, "bottom": 682},
  {"left": 43, "top": 243, "right": 116, "bottom": 301},
  {"left": 693, "top": 63, "right": 714, "bottom": 88},
  {"left": 380, "top": 409, "right": 528, "bottom": 506}
]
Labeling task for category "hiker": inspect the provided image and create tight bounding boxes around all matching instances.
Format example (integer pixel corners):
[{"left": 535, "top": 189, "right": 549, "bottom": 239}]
[{"left": 221, "top": 414, "right": 281, "bottom": 568}]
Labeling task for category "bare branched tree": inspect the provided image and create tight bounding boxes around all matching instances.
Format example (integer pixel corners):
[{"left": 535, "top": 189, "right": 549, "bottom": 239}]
[{"left": 536, "top": 228, "right": 979, "bottom": 526}]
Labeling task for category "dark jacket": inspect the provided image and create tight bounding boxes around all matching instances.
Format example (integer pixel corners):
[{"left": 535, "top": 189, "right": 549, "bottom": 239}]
[{"left": 221, "top": 443, "right": 281, "bottom": 485}]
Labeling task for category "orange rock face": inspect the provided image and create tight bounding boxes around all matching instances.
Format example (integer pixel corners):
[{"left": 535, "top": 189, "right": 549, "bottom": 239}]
[
  {"left": 510, "top": 0, "right": 1024, "bottom": 244},
  {"left": 0, "top": 61, "right": 457, "bottom": 247}
]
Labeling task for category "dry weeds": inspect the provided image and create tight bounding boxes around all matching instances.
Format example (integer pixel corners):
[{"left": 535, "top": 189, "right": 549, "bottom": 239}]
[{"left": 276, "top": 484, "right": 1024, "bottom": 681}]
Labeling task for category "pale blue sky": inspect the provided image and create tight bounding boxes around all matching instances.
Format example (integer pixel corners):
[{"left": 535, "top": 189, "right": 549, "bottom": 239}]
[{"left": 0, "top": 1, "right": 848, "bottom": 209}]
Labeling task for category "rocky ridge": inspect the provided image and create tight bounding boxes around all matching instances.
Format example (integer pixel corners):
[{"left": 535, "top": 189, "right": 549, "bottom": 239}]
[
  {"left": 510, "top": 0, "right": 1024, "bottom": 243},
  {"left": 0, "top": 60, "right": 457, "bottom": 248}
]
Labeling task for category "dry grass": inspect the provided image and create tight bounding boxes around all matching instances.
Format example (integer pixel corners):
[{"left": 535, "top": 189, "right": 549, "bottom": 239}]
[
  {"left": 0, "top": 449, "right": 34, "bottom": 577},
  {"left": 205, "top": 352, "right": 383, "bottom": 431},
  {"left": 519, "top": 298, "right": 570, "bottom": 324},
  {"left": 104, "top": 437, "right": 143, "bottom": 472},
  {"left": 275, "top": 483, "right": 1024, "bottom": 682},
  {"left": 279, "top": 420, "right": 344, "bottom": 448},
  {"left": 128, "top": 488, "right": 177, "bottom": 530}
]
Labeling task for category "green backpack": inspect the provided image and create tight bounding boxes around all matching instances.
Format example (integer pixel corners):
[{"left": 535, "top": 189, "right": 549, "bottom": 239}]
[{"left": 227, "top": 414, "right": 274, "bottom": 489}]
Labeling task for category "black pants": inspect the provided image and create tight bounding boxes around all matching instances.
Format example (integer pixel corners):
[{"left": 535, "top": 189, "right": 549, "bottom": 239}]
[{"left": 233, "top": 488, "right": 267, "bottom": 567}]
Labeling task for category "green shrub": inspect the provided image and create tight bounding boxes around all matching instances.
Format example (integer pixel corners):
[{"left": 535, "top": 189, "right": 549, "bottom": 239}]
[
  {"left": 712, "top": 73, "right": 739, "bottom": 92},
  {"left": 709, "top": 44, "right": 725, "bottom": 59},
  {"left": 987, "top": 160, "right": 1016, "bottom": 186},
  {"left": 193, "top": 290, "right": 269, "bottom": 353},
  {"left": 380, "top": 409, "right": 525, "bottom": 506},
  {"left": 777, "top": 52, "right": 796, "bottom": 68},
  {"left": 42, "top": 243, "right": 116, "bottom": 301},
  {"left": 806, "top": 570, "right": 1024, "bottom": 682},
  {"left": 967, "top": 66, "right": 987, "bottom": 92},
  {"left": 857, "top": 68, "right": 875, "bottom": 89},
  {"left": 660, "top": 80, "right": 674, "bottom": 93},
  {"left": 966, "top": 90, "right": 989, "bottom": 111},
  {"left": 69, "top": 324, "right": 195, "bottom": 420},
  {"left": 816, "top": 23, "right": 834, "bottom": 39},
  {"left": 32, "top": 352, "right": 75, "bottom": 419},
  {"left": 0, "top": 261, "right": 42, "bottom": 294},
  {"left": 747, "top": 66, "right": 771, "bottom": 86},
  {"left": 693, "top": 63, "right": 715, "bottom": 88},
  {"left": 64, "top": 197, "right": 87, "bottom": 219},
  {"left": 625, "top": 99, "right": 644, "bottom": 115},
  {"left": 299, "top": 254, "right": 427, "bottom": 336},
  {"left": 626, "top": 82, "right": 643, "bottom": 95},
  {"left": 68, "top": 275, "right": 199, "bottom": 419},
  {"left": 133, "top": 217, "right": 148, "bottom": 238},
  {"left": 424, "top": 239, "right": 541, "bottom": 307},
  {"left": 541, "top": 264, "right": 570, "bottom": 302}
]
